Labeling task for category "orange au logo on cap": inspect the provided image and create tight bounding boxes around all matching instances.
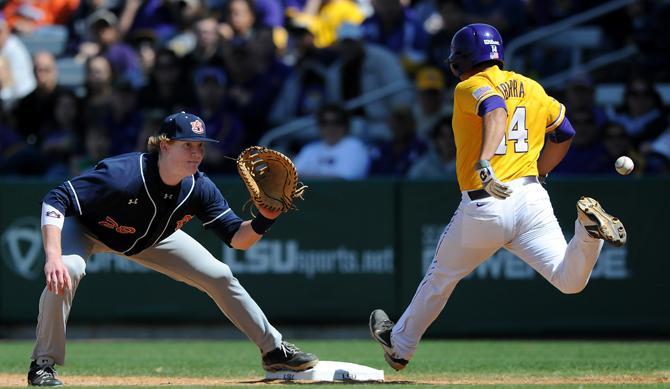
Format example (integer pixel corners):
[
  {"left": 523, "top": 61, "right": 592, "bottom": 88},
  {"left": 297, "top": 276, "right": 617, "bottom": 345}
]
[{"left": 190, "top": 120, "right": 205, "bottom": 134}]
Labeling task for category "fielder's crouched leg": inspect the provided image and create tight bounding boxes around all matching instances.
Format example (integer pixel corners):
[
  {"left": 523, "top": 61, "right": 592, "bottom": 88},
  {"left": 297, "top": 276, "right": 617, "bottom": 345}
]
[
  {"left": 30, "top": 254, "right": 86, "bottom": 386},
  {"left": 130, "top": 231, "right": 318, "bottom": 371},
  {"left": 197, "top": 264, "right": 318, "bottom": 372}
]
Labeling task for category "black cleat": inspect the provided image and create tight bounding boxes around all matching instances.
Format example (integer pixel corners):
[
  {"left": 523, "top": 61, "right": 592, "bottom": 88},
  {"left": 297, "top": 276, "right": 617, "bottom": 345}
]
[
  {"left": 27, "top": 361, "right": 63, "bottom": 386},
  {"left": 369, "top": 309, "right": 409, "bottom": 371},
  {"left": 262, "top": 341, "right": 319, "bottom": 372},
  {"left": 577, "top": 197, "right": 626, "bottom": 247}
]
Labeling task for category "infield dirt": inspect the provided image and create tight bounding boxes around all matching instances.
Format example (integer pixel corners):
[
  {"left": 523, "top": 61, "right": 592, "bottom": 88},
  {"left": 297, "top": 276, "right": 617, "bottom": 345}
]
[{"left": 2, "top": 372, "right": 669, "bottom": 386}]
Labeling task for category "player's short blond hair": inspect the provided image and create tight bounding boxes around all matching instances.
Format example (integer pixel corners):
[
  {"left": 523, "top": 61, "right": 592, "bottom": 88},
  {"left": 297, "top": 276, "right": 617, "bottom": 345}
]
[{"left": 146, "top": 134, "right": 173, "bottom": 153}]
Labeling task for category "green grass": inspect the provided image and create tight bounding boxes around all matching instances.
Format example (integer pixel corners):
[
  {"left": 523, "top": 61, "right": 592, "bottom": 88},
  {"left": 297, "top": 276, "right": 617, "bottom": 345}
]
[{"left": 0, "top": 339, "right": 668, "bottom": 388}]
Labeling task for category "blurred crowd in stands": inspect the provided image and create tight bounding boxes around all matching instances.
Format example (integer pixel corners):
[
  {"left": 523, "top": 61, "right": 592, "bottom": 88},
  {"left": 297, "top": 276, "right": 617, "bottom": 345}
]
[{"left": 0, "top": 0, "right": 669, "bottom": 180}]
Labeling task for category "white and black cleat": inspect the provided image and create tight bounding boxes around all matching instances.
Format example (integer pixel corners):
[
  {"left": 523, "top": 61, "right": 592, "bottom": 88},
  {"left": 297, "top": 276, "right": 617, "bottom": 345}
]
[
  {"left": 577, "top": 196, "right": 626, "bottom": 247},
  {"left": 369, "top": 309, "right": 409, "bottom": 371}
]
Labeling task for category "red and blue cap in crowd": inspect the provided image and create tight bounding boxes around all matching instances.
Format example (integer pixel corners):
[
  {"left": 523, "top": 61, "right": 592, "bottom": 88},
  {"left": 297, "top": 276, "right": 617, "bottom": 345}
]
[{"left": 159, "top": 112, "right": 219, "bottom": 143}]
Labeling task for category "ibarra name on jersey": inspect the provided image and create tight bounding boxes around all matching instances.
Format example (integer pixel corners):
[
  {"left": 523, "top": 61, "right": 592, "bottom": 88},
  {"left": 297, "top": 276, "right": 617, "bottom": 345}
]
[{"left": 496, "top": 79, "right": 525, "bottom": 100}]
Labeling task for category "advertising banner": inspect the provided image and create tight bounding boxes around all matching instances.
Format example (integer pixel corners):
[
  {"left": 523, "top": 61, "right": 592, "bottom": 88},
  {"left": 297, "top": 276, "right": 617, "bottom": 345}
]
[{"left": 1, "top": 178, "right": 668, "bottom": 335}]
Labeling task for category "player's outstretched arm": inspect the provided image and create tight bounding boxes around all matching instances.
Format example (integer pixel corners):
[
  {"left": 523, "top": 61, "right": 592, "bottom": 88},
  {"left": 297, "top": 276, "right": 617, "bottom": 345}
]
[{"left": 230, "top": 207, "right": 280, "bottom": 250}]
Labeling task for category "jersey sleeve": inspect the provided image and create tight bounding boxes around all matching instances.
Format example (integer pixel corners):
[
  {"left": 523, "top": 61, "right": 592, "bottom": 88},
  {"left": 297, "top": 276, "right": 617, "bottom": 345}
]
[
  {"left": 530, "top": 81, "right": 566, "bottom": 133},
  {"left": 454, "top": 77, "right": 504, "bottom": 117},
  {"left": 196, "top": 176, "right": 243, "bottom": 247},
  {"left": 544, "top": 96, "right": 566, "bottom": 133},
  {"left": 42, "top": 160, "right": 122, "bottom": 216}
]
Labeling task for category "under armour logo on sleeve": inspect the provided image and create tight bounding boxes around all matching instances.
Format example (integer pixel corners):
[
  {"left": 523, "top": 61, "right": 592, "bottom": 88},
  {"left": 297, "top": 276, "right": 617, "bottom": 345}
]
[{"left": 128, "top": 198, "right": 139, "bottom": 205}]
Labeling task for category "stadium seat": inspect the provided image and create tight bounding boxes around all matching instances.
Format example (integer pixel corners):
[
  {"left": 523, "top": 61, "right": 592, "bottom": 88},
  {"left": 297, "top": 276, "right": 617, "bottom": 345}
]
[
  {"left": 18, "top": 25, "right": 69, "bottom": 56},
  {"left": 542, "top": 27, "right": 603, "bottom": 73},
  {"left": 56, "top": 57, "right": 85, "bottom": 90}
]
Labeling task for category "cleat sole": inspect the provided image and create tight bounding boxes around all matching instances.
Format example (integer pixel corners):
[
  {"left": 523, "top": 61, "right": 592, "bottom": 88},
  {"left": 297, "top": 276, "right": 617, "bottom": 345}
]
[{"left": 577, "top": 197, "right": 627, "bottom": 247}]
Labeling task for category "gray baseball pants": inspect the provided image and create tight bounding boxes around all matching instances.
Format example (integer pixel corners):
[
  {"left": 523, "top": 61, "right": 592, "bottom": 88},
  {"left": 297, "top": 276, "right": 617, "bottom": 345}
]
[{"left": 32, "top": 218, "right": 282, "bottom": 365}]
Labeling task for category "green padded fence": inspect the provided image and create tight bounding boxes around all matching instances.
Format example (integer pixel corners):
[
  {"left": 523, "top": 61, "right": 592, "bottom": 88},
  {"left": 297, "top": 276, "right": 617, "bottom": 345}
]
[{"left": 1, "top": 177, "right": 668, "bottom": 336}]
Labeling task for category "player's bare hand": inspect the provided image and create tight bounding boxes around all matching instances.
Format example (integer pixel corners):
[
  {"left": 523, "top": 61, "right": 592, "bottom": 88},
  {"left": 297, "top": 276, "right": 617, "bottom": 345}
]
[
  {"left": 258, "top": 206, "right": 281, "bottom": 220},
  {"left": 475, "top": 160, "right": 513, "bottom": 200},
  {"left": 44, "top": 257, "right": 71, "bottom": 296}
]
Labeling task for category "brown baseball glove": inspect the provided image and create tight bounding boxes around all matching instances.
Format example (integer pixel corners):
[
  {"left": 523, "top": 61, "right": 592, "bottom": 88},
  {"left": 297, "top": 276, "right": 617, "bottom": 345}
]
[{"left": 237, "top": 146, "right": 307, "bottom": 213}]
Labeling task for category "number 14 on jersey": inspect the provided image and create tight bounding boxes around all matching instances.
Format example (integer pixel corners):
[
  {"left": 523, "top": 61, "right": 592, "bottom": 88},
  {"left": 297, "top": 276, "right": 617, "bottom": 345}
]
[{"left": 495, "top": 107, "right": 528, "bottom": 154}]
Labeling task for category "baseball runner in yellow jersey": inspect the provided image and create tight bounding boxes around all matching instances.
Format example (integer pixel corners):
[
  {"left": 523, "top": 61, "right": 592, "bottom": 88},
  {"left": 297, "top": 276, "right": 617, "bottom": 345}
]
[{"left": 369, "top": 23, "right": 627, "bottom": 371}]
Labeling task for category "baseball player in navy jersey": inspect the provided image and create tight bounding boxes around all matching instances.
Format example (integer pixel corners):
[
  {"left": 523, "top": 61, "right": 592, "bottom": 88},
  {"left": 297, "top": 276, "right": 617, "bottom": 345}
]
[
  {"left": 369, "top": 24, "right": 627, "bottom": 371},
  {"left": 28, "top": 112, "right": 318, "bottom": 386}
]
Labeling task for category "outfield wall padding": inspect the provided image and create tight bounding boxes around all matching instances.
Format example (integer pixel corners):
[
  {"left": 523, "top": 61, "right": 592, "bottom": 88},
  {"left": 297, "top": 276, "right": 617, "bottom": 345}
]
[{"left": 1, "top": 177, "right": 668, "bottom": 336}]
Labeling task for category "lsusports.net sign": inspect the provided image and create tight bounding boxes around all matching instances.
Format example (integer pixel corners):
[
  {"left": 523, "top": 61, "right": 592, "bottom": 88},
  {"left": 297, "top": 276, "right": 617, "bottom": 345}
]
[{"left": 222, "top": 240, "right": 394, "bottom": 278}]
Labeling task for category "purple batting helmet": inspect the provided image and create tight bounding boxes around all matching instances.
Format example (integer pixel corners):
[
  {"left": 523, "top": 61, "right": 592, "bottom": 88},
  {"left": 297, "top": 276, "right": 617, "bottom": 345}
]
[{"left": 448, "top": 23, "right": 504, "bottom": 77}]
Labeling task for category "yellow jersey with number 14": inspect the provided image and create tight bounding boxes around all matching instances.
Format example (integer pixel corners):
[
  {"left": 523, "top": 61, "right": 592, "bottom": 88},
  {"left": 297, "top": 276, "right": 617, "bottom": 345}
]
[{"left": 452, "top": 65, "right": 566, "bottom": 191}]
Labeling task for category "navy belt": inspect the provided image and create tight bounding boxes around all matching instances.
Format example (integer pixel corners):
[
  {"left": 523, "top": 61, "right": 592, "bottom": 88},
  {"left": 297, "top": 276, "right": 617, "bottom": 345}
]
[{"left": 467, "top": 176, "right": 539, "bottom": 201}]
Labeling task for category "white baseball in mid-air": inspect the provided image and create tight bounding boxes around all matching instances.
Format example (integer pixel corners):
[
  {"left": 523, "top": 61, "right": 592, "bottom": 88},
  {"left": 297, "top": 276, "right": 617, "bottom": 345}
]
[{"left": 615, "top": 156, "right": 634, "bottom": 175}]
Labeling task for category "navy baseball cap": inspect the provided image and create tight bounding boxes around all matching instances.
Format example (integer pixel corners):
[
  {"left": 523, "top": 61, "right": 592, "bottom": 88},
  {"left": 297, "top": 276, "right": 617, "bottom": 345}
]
[{"left": 159, "top": 112, "right": 219, "bottom": 143}]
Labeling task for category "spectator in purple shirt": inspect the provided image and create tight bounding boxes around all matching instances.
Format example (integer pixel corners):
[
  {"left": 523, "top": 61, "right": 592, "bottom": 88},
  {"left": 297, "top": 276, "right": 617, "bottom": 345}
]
[
  {"left": 39, "top": 90, "right": 82, "bottom": 178},
  {"left": 361, "top": 0, "right": 429, "bottom": 70},
  {"left": 0, "top": 102, "right": 44, "bottom": 175},
  {"left": 100, "top": 80, "right": 144, "bottom": 155},
  {"left": 118, "top": 0, "right": 177, "bottom": 44},
  {"left": 552, "top": 109, "right": 610, "bottom": 175},
  {"left": 609, "top": 75, "right": 667, "bottom": 149},
  {"left": 82, "top": 55, "right": 115, "bottom": 125},
  {"left": 462, "top": 0, "right": 527, "bottom": 38},
  {"left": 369, "top": 106, "right": 428, "bottom": 176},
  {"left": 181, "top": 15, "right": 227, "bottom": 76},
  {"left": 190, "top": 66, "right": 244, "bottom": 174},
  {"left": 141, "top": 48, "right": 191, "bottom": 114},
  {"left": 79, "top": 8, "right": 143, "bottom": 87},
  {"left": 253, "top": 0, "right": 285, "bottom": 28},
  {"left": 220, "top": 1, "right": 290, "bottom": 143}
]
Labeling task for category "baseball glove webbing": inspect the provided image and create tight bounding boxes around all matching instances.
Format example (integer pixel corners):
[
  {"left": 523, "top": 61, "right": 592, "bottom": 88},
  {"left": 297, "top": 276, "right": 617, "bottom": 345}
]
[{"left": 237, "top": 146, "right": 307, "bottom": 213}]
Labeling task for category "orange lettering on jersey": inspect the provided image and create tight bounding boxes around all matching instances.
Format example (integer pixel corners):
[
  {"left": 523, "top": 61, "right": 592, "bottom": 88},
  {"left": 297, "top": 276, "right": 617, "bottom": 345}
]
[
  {"left": 98, "top": 216, "right": 118, "bottom": 229},
  {"left": 175, "top": 214, "right": 193, "bottom": 230},
  {"left": 98, "top": 216, "right": 136, "bottom": 234},
  {"left": 115, "top": 226, "right": 136, "bottom": 234}
]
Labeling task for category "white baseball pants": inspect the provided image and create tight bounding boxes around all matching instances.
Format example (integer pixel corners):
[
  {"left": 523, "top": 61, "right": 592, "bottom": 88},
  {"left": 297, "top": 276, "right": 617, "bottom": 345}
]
[
  {"left": 32, "top": 218, "right": 282, "bottom": 365},
  {"left": 390, "top": 177, "right": 604, "bottom": 361}
]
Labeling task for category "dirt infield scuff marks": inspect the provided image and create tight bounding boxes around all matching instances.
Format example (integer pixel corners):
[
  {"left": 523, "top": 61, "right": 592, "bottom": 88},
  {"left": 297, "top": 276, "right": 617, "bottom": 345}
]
[
  {"left": 1, "top": 373, "right": 669, "bottom": 386},
  {"left": 1, "top": 374, "right": 265, "bottom": 387}
]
